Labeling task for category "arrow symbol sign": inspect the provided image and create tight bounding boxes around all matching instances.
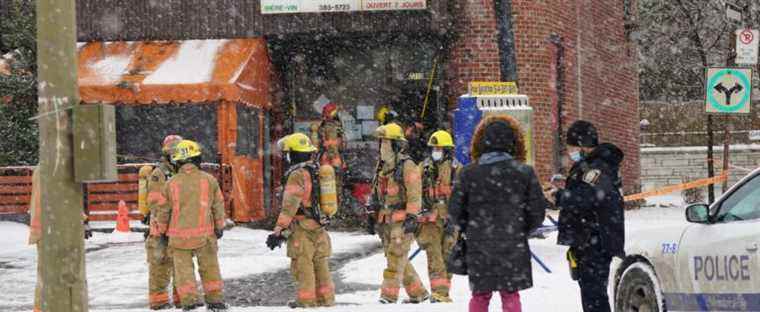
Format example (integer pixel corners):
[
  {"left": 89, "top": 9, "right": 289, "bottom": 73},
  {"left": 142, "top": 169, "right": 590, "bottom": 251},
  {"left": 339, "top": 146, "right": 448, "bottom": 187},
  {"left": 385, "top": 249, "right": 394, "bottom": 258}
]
[{"left": 713, "top": 82, "right": 743, "bottom": 106}]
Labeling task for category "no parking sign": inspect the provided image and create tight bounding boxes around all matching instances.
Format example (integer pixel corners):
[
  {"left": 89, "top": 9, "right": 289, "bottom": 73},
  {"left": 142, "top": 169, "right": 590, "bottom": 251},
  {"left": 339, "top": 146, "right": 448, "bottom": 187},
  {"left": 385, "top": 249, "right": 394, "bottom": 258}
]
[{"left": 736, "top": 29, "right": 759, "bottom": 65}]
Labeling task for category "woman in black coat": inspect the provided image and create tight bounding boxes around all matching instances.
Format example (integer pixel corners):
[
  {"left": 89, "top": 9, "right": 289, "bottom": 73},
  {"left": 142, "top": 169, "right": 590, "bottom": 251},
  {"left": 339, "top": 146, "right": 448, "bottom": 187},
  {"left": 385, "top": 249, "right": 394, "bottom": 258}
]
[{"left": 449, "top": 115, "right": 548, "bottom": 312}]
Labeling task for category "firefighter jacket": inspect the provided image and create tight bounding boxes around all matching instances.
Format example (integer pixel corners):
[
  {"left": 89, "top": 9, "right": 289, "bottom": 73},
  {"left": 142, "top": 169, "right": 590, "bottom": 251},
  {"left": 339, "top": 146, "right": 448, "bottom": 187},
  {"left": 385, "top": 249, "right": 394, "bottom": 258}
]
[
  {"left": 146, "top": 163, "right": 174, "bottom": 236},
  {"left": 276, "top": 161, "right": 336, "bottom": 231},
  {"left": 155, "top": 164, "right": 226, "bottom": 250},
  {"left": 377, "top": 155, "right": 422, "bottom": 223},
  {"left": 318, "top": 120, "right": 345, "bottom": 168},
  {"left": 28, "top": 169, "right": 41, "bottom": 245},
  {"left": 420, "top": 157, "right": 453, "bottom": 223}
]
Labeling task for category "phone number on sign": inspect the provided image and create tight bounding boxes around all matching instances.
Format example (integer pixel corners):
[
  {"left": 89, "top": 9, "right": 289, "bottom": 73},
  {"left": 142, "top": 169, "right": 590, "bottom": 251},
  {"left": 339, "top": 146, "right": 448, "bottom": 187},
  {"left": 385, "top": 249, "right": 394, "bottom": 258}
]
[{"left": 318, "top": 4, "right": 352, "bottom": 11}]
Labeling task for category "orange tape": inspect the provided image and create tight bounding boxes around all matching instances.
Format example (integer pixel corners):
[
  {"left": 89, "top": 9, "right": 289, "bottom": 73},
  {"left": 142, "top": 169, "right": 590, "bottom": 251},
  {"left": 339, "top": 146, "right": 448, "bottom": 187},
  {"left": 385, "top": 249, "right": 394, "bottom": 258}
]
[{"left": 624, "top": 172, "right": 728, "bottom": 202}]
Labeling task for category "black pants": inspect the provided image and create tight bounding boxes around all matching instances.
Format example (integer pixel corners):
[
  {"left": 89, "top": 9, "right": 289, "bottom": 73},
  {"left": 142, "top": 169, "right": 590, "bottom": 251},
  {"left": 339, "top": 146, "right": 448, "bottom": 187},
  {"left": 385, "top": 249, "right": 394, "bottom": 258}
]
[{"left": 574, "top": 247, "right": 612, "bottom": 312}]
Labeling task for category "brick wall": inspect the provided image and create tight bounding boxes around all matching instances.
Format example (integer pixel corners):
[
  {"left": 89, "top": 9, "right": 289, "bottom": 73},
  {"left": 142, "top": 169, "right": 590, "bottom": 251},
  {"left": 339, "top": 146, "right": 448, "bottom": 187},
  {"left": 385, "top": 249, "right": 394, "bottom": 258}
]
[
  {"left": 446, "top": 0, "right": 640, "bottom": 192},
  {"left": 641, "top": 146, "right": 760, "bottom": 194}
]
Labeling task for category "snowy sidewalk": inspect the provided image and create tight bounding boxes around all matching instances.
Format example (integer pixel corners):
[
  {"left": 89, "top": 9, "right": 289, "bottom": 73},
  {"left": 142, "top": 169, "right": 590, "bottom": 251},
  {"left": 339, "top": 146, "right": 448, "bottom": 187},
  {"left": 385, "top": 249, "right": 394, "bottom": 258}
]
[{"left": 1, "top": 204, "right": 688, "bottom": 311}]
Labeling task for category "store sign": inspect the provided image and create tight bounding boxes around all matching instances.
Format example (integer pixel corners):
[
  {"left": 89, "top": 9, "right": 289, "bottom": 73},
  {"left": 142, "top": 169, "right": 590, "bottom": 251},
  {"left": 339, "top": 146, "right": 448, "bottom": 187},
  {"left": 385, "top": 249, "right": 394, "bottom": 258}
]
[
  {"left": 469, "top": 81, "right": 518, "bottom": 96},
  {"left": 261, "top": 0, "right": 426, "bottom": 14}
]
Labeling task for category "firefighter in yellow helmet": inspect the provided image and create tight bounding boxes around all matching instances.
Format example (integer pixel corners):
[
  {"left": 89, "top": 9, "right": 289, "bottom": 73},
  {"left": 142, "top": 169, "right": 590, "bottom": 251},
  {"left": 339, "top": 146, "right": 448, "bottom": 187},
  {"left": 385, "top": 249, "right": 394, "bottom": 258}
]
[
  {"left": 267, "top": 133, "right": 338, "bottom": 308},
  {"left": 376, "top": 105, "right": 399, "bottom": 125},
  {"left": 373, "top": 123, "right": 430, "bottom": 304},
  {"left": 139, "top": 134, "right": 183, "bottom": 310},
  {"left": 416, "top": 130, "right": 457, "bottom": 303},
  {"left": 154, "top": 140, "right": 228, "bottom": 311}
]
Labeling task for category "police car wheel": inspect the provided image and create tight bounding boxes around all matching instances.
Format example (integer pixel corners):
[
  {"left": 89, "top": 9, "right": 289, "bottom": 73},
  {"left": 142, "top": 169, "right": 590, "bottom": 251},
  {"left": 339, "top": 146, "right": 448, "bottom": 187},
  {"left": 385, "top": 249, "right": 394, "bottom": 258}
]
[{"left": 615, "top": 262, "right": 664, "bottom": 312}]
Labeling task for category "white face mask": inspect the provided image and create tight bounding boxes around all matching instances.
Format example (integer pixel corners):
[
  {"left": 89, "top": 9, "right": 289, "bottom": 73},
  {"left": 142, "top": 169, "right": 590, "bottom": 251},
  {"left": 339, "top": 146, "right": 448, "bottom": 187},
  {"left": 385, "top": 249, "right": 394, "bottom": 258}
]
[
  {"left": 569, "top": 151, "right": 583, "bottom": 162},
  {"left": 432, "top": 150, "right": 443, "bottom": 161}
]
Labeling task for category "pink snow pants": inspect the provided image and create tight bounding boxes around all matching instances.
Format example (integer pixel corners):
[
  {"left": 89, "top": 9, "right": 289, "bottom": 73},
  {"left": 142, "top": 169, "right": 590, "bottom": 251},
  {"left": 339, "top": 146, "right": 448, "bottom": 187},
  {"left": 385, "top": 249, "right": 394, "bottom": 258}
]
[{"left": 469, "top": 291, "right": 521, "bottom": 312}]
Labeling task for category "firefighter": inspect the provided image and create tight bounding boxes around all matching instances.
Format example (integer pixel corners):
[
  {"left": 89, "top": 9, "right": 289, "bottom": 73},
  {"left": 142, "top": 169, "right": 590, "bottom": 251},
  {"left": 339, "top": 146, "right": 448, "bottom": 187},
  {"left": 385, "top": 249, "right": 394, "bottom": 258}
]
[
  {"left": 154, "top": 140, "right": 228, "bottom": 312},
  {"left": 267, "top": 133, "right": 337, "bottom": 308},
  {"left": 373, "top": 123, "right": 430, "bottom": 304},
  {"left": 29, "top": 167, "right": 91, "bottom": 312},
  {"left": 317, "top": 103, "right": 345, "bottom": 187},
  {"left": 140, "top": 134, "right": 183, "bottom": 310},
  {"left": 416, "top": 130, "right": 456, "bottom": 303},
  {"left": 376, "top": 105, "right": 399, "bottom": 126}
]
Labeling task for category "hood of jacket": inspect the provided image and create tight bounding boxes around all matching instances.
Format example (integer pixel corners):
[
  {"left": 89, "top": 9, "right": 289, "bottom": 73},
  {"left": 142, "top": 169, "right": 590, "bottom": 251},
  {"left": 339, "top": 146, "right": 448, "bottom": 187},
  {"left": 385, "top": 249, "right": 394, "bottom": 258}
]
[
  {"left": 587, "top": 142, "right": 624, "bottom": 168},
  {"left": 470, "top": 114, "right": 527, "bottom": 163}
]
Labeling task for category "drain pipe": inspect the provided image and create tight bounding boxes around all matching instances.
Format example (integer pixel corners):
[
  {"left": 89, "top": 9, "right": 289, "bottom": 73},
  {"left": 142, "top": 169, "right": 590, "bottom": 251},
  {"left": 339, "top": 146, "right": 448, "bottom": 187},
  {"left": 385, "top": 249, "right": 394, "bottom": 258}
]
[
  {"left": 549, "top": 34, "right": 566, "bottom": 174},
  {"left": 494, "top": 0, "right": 518, "bottom": 83}
]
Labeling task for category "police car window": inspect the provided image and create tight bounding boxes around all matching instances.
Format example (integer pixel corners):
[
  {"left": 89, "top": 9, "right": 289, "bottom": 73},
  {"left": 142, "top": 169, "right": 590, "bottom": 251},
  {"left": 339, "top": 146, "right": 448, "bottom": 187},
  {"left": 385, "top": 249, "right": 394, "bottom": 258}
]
[{"left": 715, "top": 175, "right": 760, "bottom": 223}]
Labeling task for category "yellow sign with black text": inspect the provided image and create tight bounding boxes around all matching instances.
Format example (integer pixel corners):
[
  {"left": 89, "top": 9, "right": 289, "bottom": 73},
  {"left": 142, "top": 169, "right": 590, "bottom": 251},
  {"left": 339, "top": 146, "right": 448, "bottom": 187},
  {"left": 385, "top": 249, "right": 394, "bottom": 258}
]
[{"left": 469, "top": 81, "right": 518, "bottom": 96}]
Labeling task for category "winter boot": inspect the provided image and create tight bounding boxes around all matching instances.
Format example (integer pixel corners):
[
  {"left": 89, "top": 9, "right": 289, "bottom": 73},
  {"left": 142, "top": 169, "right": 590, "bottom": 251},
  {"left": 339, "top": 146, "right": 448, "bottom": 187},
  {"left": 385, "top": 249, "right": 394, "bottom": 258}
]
[
  {"left": 402, "top": 293, "right": 430, "bottom": 304},
  {"left": 181, "top": 302, "right": 204, "bottom": 311},
  {"left": 149, "top": 303, "right": 173, "bottom": 310},
  {"left": 206, "top": 302, "right": 228, "bottom": 311},
  {"left": 378, "top": 297, "right": 395, "bottom": 304},
  {"left": 430, "top": 293, "right": 453, "bottom": 303}
]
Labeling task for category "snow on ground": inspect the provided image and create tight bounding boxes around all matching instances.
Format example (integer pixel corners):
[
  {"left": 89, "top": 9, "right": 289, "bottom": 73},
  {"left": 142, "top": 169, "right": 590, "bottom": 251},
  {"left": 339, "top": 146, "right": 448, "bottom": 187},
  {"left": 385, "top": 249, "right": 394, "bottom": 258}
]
[{"left": 0, "top": 202, "right": 689, "bottom": 312}]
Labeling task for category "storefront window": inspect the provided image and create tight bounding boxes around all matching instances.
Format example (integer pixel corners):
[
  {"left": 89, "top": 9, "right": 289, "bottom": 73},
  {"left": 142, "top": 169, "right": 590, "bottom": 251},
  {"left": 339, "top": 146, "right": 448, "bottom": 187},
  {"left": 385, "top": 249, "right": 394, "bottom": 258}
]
[
  {"left": 236, "top": 104, "right": 260, "bottom": 158},
  {"left": 274, "top": 34, "right": 443, "bottom": 143},
  {"left": 115, "top": 103, "right": 218, "bottom": 163}
]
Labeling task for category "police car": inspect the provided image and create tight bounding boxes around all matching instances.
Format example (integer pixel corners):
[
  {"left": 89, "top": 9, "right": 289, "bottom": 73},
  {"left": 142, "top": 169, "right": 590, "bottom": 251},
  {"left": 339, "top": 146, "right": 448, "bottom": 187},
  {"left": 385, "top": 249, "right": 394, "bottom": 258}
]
[{"left": 614, "top": 169, "right": 760, "bottom": 312}]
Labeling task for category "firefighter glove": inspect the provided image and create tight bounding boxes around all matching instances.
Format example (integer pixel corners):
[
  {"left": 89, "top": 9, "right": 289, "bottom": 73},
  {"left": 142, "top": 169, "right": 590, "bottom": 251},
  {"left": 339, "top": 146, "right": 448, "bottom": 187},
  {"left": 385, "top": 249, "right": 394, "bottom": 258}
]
[
  {"left": 366, "top": 213, "right": 377, "bottom": 235},
  {"left": 84, "top": 224, "right": 93, "bottom": 240},
  {"left": 403, "top": 214, "right": 418, "bottom": 234},
  {"left": 141, "top": 213, "right": 150, "bottom": 225},
  {"left": 215, "top": 229, "right": 224, "bottom": 239},
  {"left": 266, "top": 233, "right": 285, "bottom": 250},
  {"left": 443, "top": 218, "right": 456, "bottom": 235}
]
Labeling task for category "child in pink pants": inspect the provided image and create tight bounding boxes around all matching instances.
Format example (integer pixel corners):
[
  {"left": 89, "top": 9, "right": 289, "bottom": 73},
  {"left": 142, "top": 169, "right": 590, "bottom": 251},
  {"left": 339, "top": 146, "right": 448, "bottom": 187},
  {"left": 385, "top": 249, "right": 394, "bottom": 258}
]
[{"left": 469, "top": 291, "right": 521, "bottom": 312}]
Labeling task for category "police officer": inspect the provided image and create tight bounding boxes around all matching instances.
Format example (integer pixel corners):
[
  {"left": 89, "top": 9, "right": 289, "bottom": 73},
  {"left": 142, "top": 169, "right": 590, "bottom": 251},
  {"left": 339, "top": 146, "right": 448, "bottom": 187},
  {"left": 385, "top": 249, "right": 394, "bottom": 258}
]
[
  {"left": 267, "top": 133, "right": 336, "bottom": 308},
  {"left": 154, "top": 140, "right": 228, "bottom": 311},
  {"left": 373, "top": 123, "right": 430, "bottom": 304},
  {"left": 417, "top": 130, "right": 457, "bottom": 303},
  {"left": 140, "top": 134, "right": 182, "bottom": 310},
  {"left": 552, "top": 120, "right": 625, "bottom": 312}
]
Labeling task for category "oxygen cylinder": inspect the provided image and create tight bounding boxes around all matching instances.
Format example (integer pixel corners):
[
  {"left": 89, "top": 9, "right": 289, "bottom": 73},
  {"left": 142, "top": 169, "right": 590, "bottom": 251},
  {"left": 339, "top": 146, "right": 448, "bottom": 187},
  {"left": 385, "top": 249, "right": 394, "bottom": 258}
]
[
  {"left": 318, "top": 164, "right": 338, "bottom": 217},
  {"left": 137, "top": 165, "right": 153, "bottom": 216}
]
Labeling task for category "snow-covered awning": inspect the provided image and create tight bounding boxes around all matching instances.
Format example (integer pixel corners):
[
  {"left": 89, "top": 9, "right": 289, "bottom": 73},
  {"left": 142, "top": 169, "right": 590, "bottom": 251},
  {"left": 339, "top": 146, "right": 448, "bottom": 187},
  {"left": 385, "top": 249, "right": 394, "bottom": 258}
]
[{"left": 77, "top": 38, "right": 272, "bottom": 107}]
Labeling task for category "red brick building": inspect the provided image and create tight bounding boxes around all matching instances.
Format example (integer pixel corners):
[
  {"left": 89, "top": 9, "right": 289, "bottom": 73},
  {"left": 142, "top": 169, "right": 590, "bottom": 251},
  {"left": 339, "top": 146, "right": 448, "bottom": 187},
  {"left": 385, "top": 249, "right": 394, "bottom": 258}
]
[
  {"left": 0, "top": 0, "right": 639, "bottom": 220},
  {"left": 448, "top": 0, "right": 640, "bottom": 190}
]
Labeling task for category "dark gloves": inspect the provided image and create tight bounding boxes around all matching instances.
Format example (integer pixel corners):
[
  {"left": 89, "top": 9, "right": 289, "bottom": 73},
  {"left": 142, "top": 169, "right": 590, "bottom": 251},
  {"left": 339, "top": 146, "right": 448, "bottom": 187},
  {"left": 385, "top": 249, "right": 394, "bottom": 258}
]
[
  {"left": 443, "top": 218, "right": 456, "bottom": 235},
  {"left": 141, "top": 213, "right": 150, "bottom": 225},
  {"left": 84, "top": 224, "right": 93, "bottom": 240},
  {"left": 403, "top": 214, "right": 418, "bottom": 234},
  {"left": 266, "top": 233, "right": 286, "bottom": 250},
  {"left": 215, "top": 229, "right": 224, "bottom": 239},
  {"left": 366, "top": 213, "right": 377, "bottom": 235}
]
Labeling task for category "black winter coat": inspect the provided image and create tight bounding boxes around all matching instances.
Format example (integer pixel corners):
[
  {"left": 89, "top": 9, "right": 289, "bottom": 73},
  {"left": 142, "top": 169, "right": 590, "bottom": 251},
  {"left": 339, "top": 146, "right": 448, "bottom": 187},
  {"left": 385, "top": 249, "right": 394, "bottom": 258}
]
[
  {"left": 556, "top": 143, "right": 625, "bottom": 258},
  {"left": 449, "top": 154, "right": 548, "bottom": 292}
]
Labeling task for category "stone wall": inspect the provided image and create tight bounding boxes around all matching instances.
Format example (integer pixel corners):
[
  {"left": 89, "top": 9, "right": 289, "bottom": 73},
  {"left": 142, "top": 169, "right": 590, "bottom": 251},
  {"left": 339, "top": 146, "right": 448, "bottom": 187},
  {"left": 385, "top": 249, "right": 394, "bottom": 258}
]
[{"left": 640, "top": 145, "right": 760, "bottom": 192}]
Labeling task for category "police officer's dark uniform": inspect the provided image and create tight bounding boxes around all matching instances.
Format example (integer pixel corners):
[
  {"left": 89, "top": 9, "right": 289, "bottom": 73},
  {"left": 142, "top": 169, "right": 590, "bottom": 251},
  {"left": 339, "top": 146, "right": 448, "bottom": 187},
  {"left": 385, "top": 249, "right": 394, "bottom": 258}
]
[{"left": 555, "top": 120, "right": 625, "bottom": 312}]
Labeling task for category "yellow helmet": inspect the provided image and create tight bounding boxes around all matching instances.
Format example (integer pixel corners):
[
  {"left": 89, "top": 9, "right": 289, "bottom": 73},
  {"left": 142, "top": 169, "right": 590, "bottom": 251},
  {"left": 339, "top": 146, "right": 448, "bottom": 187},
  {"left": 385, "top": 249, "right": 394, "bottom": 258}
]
[
  {"left": 376, "top": 106, "right": 390, "bottom": 124},
  {"left": 278, "top": 133, "right": 318, "bottom": 153},
  {"left": 172, "top": 140, "right": 202, "bottom": 162},
  {"left": 374, "top": 123, "right": 407, "bottom": 141},
  {"left": 428, "top": 130, "right": 454, "bottom": 148}
]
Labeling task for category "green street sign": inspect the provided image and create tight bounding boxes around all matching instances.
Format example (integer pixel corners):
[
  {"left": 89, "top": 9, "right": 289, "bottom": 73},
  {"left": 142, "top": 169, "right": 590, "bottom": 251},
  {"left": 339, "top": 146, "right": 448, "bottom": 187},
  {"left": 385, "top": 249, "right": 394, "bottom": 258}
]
[{"left": 705, "top": 67, "right": 752, "bottom": 114}]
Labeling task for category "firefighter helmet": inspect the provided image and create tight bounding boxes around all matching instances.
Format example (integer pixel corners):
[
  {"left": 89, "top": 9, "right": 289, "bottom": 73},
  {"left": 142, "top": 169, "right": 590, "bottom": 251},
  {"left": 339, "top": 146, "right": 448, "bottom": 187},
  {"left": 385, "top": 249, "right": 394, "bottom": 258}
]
[
  {"left": 172, "top": 140, "right": 202, "bottom": 162},
  {"left": 278, "top": 133, "right": 318, "bottom": 153},
  {"left": 376, "top": 105, "right": 398, "bottom": 125},
  {"left": 322, "top": 102, "right": 338, "bottom": 119},
  {"left": 374, "top": 123, "right": 407, "bottom": 141},
  {"left": 428, "top": 130, "right": 454, "bottom": 148},
  {"left": 161, "top": 135, "right": 183, "bottom": 155}
]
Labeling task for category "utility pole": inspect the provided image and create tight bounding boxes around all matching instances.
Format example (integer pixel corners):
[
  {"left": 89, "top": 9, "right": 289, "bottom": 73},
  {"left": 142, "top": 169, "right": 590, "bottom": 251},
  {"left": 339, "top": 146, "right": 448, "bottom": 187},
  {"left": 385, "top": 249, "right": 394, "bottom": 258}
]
[{"left": 37, "top": 0, "right": 88, "bottom": 311}]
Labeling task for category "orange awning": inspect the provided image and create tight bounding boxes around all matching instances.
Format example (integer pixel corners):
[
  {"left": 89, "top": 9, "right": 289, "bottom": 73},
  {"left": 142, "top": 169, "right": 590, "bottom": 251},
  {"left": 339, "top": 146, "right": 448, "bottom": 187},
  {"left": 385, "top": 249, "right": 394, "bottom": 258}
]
[{"left": 78, "top": 38, "right": 271, "bottom": 107}]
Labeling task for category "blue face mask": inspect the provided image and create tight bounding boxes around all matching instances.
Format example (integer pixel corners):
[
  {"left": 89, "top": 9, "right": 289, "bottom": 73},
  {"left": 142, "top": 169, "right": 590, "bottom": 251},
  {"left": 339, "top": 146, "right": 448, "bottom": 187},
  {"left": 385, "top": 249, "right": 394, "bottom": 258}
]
[{"left": 569, "top": 151, "right": 583, "bottom": 162}]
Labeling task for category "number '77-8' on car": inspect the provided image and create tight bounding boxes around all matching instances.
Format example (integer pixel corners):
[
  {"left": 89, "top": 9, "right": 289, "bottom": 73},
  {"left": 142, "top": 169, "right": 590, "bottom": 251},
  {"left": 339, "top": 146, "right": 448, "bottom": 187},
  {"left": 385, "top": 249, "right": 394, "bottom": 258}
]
[{"left": 614, "top": 168, "right": 760, "bottom": 312}]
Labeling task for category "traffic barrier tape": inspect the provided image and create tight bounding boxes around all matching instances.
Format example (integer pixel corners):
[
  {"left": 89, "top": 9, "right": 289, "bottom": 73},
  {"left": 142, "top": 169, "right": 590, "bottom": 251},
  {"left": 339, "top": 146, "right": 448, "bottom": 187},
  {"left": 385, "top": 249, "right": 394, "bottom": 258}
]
[{"left": 624, "top": 172, "right": 728, "bottom": 202}]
